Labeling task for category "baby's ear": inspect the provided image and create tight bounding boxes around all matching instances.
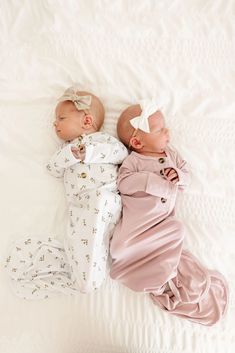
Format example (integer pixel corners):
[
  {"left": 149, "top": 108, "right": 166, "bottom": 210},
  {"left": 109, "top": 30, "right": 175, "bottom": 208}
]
[
  {"left": 129, "top": 137, "right": 143, "bottom": 150},
  {"left": 82, "top": 114, "right": 93, "bottom": 129}
]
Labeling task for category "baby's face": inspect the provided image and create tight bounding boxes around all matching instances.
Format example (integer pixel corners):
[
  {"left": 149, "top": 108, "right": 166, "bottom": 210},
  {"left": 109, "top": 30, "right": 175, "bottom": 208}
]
[
  {"left": 54, "top": 101, "right": 85, "bottom": 141},
  {"left": 139, "top": 110, "right": 169, "bottom": 152}
]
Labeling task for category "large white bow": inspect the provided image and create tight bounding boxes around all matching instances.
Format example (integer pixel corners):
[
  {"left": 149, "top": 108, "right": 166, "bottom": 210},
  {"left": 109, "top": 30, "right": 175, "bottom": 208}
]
[
  {"left": 130, "top": 99, "right": 162, "bottom": 133},
  {"left": 58, "top": 87, "right": 91, "bottom": 111}
]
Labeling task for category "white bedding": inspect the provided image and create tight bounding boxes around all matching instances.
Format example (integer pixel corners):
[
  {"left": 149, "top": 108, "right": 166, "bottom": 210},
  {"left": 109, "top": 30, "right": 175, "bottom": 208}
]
[{"left": 0, "top": 1, "right": 235, "bottom": 352}]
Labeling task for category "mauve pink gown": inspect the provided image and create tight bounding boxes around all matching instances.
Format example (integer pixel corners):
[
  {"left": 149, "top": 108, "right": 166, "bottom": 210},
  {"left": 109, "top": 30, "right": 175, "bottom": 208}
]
[{"left": 110, "top": 147, "right": 228, "bottom": 325}]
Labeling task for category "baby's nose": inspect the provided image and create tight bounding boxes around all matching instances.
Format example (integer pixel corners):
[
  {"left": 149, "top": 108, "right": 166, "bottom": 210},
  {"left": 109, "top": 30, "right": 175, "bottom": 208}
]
[{"left": 53, "top": 121, "right": 57, "bottom": 127}]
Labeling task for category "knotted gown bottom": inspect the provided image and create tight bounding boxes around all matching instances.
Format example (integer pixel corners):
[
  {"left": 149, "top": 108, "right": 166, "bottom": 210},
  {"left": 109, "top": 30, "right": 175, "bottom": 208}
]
[{"left": 110, "top": 212, "right": 228, "bottom": 326}]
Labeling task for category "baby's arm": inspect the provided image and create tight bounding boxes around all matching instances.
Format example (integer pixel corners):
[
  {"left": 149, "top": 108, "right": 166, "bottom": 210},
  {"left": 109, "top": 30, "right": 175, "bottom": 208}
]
[
  {"left": 118, "top": 156, "right": 175, "bottom": 198},
  {"left": 46, "top": 144, "right": 81, "bottom": 178},
  {"left": 79, "top": 135, "right": 128, "bottom": 165}
]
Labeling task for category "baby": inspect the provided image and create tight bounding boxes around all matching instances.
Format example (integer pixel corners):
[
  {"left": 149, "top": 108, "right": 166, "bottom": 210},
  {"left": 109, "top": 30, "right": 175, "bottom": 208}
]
[
  {"left": 6, "top": 87, "right": 128, "bottom": 297},
  {"left": 110, "top": 99, "right": 228, "bottom": 325}
]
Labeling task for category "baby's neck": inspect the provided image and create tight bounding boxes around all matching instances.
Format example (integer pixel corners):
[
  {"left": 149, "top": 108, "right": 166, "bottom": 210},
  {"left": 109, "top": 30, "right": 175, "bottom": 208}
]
[
  {"left": 67, "top": 129, "right": 99, "bottom": 143},
  {"left": 138, "top": 150, "right": 167, "bottom": 157},
  {"left": 83, "top": 126, "right": 99, "bottom": 135}
]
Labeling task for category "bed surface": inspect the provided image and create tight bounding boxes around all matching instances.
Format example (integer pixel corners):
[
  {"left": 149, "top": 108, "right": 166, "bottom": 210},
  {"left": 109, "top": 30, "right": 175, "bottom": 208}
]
[{"left": 0, "top": 1, "right": 235, "bottom": 352}]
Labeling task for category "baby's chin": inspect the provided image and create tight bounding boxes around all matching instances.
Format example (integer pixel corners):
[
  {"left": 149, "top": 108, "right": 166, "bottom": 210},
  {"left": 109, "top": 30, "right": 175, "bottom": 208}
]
[
  {"left": 56, "top": 131, "right": 75, "bottom": 142},
  {"left": 56, "top": 133, "right": 67, "bottom": 141},
  {"left": 157, "top": 140, "right": 169, "bottom": 151}
]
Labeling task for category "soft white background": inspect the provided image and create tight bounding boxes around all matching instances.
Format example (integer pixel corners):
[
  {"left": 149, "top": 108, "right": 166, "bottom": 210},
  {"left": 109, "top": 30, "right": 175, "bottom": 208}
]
[{"left": 0, "top": 1, "right": 235, "bottom": 352}]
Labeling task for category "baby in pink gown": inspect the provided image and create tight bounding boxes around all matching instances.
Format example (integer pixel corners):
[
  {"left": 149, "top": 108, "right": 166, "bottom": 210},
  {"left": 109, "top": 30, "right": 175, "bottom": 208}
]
[{"left": 110, "top": 99, "right": 228, "bottom": 325}]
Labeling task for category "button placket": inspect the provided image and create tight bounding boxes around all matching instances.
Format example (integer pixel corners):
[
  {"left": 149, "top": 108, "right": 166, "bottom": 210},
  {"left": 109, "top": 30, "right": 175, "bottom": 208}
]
[{"left": 158, "top": 157, "right": 167, "bottom": 204}]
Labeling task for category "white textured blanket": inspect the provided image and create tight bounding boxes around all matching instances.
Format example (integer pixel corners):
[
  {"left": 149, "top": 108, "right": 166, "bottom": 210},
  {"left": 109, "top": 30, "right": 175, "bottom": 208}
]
[{"left": 0, "top": 1, "right": 234, "bottom": 352}]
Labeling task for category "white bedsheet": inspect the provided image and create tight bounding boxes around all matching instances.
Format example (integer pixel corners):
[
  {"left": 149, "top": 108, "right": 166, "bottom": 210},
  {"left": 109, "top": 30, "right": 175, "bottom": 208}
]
[{"left": 0, "top": 1, "right": 235, "bottom": 352}]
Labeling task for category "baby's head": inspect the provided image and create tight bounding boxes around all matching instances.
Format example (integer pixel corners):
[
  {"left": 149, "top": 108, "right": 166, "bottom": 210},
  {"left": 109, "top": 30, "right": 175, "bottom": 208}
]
[
  {"left": 54, "top": 87, "right": 105, "bottom": 141},
  {"left": 117, "top": 99, "right": 169, "bottom": 154}
]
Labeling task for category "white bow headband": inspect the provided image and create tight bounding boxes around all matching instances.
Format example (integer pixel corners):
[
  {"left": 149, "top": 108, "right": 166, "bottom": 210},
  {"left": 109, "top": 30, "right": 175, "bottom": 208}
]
[
  {"left": 130, "top": 99, "right": 163, "bottom": 133},
  {"left": 58, "top": 87, "right": 92, "bottom": 111}
]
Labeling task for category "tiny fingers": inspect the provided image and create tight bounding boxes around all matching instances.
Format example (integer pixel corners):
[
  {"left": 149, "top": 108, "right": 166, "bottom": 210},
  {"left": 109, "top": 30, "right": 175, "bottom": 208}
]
[{"left": 163, "top": 168, "right": 179, "bottom": 184}]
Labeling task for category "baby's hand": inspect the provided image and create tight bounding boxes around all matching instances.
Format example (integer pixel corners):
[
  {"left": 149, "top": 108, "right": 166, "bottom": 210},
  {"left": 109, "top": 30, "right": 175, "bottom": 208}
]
[
  {"left": 162, "top": 168, "right": 179, "bottom": 184},
  {"left": 71, "top": 146, "right": 82, "bottom": 159}
]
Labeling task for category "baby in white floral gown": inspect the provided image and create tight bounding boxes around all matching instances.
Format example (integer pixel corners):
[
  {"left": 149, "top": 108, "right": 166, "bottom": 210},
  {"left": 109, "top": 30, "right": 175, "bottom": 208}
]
[{"left": 5, "top": 87, "right": 128, "bottom": 298}]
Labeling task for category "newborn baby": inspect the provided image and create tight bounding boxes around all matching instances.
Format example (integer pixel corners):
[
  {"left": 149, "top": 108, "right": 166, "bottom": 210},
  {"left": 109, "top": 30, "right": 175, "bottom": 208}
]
[
  {"left": 110, "top": 99, "right": 228, "bottom": 325},
  {"left": 6, "top": 87, "right": 128, "bottom": 297}
]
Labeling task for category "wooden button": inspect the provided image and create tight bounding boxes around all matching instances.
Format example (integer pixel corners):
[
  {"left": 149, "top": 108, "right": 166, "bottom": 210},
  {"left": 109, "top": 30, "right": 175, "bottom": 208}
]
[
  {"left": 79, "top": 144, "right": 85, "bottom": 152},
  {"left": 158, "top": 158, "right": 165, "bottom": 164},
  {"left": 81, "top": 172, "right": 87, "bottom": 178}
]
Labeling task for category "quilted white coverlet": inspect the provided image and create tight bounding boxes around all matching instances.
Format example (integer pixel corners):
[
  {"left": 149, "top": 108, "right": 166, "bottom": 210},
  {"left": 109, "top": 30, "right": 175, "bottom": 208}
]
[{"left": 0, "top": 1, "right": 234, "bottom": 352}]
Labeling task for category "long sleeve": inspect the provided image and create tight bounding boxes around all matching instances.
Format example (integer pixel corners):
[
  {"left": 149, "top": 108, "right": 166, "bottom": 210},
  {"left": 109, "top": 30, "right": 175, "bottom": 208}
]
[
  {"left": 118, "top": 157, "right": 175, "bottom": 198},
  {"left": 84, "top": 136, "right": 128, "bottom": 164},
  {"left": 46, "top": 144, "right": 80, "bottom": 178}
]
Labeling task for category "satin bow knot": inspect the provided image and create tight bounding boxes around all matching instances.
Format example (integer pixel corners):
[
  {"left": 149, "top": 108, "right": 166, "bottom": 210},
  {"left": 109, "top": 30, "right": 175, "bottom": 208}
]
[
  {"left": 130, "top": 99, "right": 163, "bottom": 133},
  {"left": 58, "top": 87, "right": 91, "bottom": 111}
]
